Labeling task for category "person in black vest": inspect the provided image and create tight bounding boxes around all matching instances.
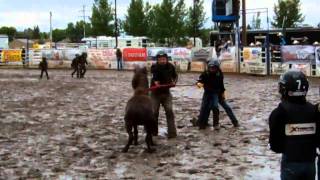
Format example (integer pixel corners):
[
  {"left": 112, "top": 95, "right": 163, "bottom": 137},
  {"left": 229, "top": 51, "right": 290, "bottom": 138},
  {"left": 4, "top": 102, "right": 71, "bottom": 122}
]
[
  {"left": 21, "top": 46, "right": 26, "bottom": 67},
  {"left": 79, "top": 52, "right": 88, "bottom": 78},
  {"left": 39, "top": 57, "right": 49, "bottom": 80},
  {"left": 150, "top": 51, "right": 178, "bottom": 138},
  {"left": 71, "top": 54, "right": 80, "bottom": 78},
  {"left": 269, "top": 70, "right": 320, "bottom": 180}
]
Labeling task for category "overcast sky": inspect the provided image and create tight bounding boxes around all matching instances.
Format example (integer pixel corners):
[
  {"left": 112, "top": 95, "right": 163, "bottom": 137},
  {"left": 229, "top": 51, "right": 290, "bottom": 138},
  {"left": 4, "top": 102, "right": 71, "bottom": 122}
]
[{"left": 0, "top": 0, "right": 318, "bottom": 32}]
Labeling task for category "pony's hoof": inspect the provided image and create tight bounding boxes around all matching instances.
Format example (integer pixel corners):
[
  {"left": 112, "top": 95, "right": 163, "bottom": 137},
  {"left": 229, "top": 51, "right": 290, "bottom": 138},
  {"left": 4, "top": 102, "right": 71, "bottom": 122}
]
[
  {"left": 122, "top": 148, "right": 129, "bottom": 153},
  {"left": 147, "top": 148, "right": 156, "bottom": 153}
]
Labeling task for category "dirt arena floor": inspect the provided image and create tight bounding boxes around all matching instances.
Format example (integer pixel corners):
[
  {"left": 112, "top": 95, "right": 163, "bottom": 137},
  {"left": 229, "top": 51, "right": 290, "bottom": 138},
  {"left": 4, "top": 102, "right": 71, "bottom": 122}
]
[{"left": 0, "top": 69, "right": 320, "bottom": 179}]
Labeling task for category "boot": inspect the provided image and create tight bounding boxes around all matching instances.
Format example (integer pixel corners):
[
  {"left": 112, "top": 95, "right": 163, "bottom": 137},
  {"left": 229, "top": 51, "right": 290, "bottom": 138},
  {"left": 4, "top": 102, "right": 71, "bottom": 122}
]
[{"left": 213, "top": 108, "right": 220, "bottom": 130}]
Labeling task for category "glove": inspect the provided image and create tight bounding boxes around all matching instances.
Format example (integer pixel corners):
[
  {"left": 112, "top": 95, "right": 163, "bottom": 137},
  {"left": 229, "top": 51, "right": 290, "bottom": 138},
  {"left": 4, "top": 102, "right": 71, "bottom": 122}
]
[{"left": 196, "top": 82, "right": 204, "bottom": 88}]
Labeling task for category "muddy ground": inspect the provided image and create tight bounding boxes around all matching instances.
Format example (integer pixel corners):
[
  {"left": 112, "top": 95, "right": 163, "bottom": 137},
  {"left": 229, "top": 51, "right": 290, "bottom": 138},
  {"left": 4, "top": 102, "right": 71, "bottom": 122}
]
[{"left": 0, "top": 69, "right": 320, "bottom": 180}]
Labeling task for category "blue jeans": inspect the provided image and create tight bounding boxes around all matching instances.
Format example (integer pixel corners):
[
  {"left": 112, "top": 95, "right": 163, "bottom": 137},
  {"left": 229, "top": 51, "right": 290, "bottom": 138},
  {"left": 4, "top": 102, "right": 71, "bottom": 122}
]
[
  {"left": 281, "top": 156, "right": 316, "bottom": 180},
  {"left": 117, "top": 58, "right": 123, "bottom": 70},
  {"left": 219, "top": 99, "right": 238, "bottom": 126},
  {"left": 198, "top": 92, "right": 219, "bottom": 126},
  {"left": 317, "top": 155, "right": 320, "bottom": 180}
]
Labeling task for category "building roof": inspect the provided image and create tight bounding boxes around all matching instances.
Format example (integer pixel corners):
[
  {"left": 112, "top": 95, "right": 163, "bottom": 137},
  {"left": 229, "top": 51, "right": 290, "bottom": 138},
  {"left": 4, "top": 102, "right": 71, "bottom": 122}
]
[{"left": 14, "top": 38, "right": 34, "bottom": 44}]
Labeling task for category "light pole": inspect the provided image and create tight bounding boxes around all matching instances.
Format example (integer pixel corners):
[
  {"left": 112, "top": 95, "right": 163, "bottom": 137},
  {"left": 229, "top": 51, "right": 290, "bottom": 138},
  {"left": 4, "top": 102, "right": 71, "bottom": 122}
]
[
  {"left": 114, "top": 0, "right": 118, "bottom": 48},
  {"left": 50, "top": 11, "right": 53, "bottom": 48},
  {"left": 241, "top": 0, "right": 247, "bottom": 46},
  {"left": 193, "top": 0, "right": 197, "bottom": 47}
]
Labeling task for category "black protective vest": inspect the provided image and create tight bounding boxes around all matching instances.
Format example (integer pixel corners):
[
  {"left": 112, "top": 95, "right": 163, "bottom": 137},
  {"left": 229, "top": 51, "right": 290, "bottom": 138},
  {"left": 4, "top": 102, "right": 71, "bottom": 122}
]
[{"left": 281, "top": 101, "right": 318, "bottom": 162}]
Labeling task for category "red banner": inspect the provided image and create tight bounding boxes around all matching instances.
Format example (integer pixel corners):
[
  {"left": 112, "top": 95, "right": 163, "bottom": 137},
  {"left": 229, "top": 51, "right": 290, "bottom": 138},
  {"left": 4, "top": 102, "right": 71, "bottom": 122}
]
[{"left": 123, "top": 48, "right": 147, "bottom": 62}]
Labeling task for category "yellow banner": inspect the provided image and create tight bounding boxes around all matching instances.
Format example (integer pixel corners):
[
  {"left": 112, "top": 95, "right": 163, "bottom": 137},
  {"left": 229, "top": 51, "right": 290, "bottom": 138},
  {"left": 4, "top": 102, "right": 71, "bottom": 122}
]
[{"left": 2, "top": 50, "right": 22, "bottom": 62}]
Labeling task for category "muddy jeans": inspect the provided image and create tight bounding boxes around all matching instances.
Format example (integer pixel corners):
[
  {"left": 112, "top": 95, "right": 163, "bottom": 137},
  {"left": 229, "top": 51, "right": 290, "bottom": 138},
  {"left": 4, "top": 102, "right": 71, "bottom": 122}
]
[
  {"left": 151, "top": 92, "right": 176, "bottom": 137},
  {"left": 318, "top": 155, "right": 320, "bottom": 180},
  {"left": 281, "top": 156, "right": 316, "bottom": 180},
  {"left": 198, "top": 92, "right": 219, "bottom": 126},
  {"left": 219, "top": 98, "right": 239, "bottom": 126}
]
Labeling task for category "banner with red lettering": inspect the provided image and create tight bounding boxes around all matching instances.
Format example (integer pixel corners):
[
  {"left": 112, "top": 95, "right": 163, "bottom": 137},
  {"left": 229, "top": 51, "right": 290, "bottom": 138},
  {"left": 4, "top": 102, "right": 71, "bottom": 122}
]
[{"left": 123, "top": 48, "right": 147, "bottom": 62}]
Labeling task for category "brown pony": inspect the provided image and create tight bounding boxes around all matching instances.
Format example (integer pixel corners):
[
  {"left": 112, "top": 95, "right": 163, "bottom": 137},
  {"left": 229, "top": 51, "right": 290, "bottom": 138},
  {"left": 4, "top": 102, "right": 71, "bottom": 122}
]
[{"left": 122, "top": 66, "right": 156, "bottom": 153}]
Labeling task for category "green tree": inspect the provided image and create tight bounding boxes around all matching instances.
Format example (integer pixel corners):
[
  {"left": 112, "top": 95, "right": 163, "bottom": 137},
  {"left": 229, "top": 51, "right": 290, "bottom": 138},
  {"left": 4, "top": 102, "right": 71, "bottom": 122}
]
[
  {"left": 91, "top": 0, "right": 114, "bottom": 36},
  {"left": 32, "top": 25, "right": 41, "bottom": 39},
  {"left": 149, "top": 0, "right": 187, "bottom": 46},
  {"left": 185, "top": 0, "right": 206, "bottom": 40},
  {"left": 66, "top": 23, "right": 77, "bottom": 42},
  {"left": 199, "top": 28, "right": 211, "bottom": 46},
  {"left": 40, "top": 32, "right": 48, "bottom": 40},
  {"left": 144, "top": 2, "right": 155, "bottom": 38},
  {"left": 52, "top": 29, "right": 66, "bottom": 42},
  {"left": 272, "top": 0, "right": 304, "bottom": 28},
  {"left": 23, "top": 28, "right": 33, "bottom": 39},
  {"left": 124, "top": 0, "right": 146, "bottom": 36},
  {"left": 0, "top": 26, "right": 17, "bottom": 41}
]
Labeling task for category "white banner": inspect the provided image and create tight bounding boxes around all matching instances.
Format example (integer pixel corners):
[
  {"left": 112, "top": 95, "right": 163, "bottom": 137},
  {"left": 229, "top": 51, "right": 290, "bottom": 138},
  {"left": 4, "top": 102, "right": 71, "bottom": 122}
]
[
  {"left": 192, "top": 47, "right": 217, "bottom": 62},
  {"left": 219, "top": 47, "right": 237, "bottom": 73},
  {"left": 147, "top": 47, "right": 172, "bottom": 61},
  {"left": 171, "top": 48, "right": 192, "bottom": 62}
]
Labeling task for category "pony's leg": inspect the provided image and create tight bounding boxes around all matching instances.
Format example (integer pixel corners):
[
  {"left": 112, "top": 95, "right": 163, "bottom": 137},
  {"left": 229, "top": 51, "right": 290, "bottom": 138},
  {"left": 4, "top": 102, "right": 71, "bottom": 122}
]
[
  {"left": 122, "top": 125, "right": 133, "bottom": 153},
  {"left": 134, "top": 125, "right": 138, "bottom": 145},
  {"left": 145, "top": 133, "right": 155, "bottom": 153}
]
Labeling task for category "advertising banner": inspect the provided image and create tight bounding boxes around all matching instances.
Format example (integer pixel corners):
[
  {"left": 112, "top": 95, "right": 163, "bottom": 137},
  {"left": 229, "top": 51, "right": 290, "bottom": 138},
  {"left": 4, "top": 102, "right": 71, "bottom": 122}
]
[
  {"left": 290, "top": 63, "right": 311, "bottom": 76},
  {"left": 192, "top": 47, "right": 216, "bottom": 62},
  {"left": 219, "top": 47, "right": 237, "bottom": 73},
  {"left": 42, "top": 49, "right": 63, "bottom": 61},
  {"left": 2, "top": 50, "right": 22, "bottom": 62},
  {"left": 123, "top": 61, "right": 146, "bottom": 70},
  {"left": 190, "top": 61, "right": 205, "bottom": 72},
  {"left": 281, "top": 45, "right": 315, "bottom": 62},
  {"left": 242, "top": 47, "right": 262, "bottom": 62},
  {"left": 87, "top": 48, "right": 116, "bottom": 69},
  {"left": 271, "top": 63, "right": 289, "bottom": 75},
  {"left": 147, "top": 47, "right": 172, "bottom": 61},
  {"left": 42, "top": 49, "right": 84, "bottom": 61},
  {"left": 171, "top": 48, "right": 192, "bottom": 62},
  {"left": 123, "top": 48, "right": 147, "bottom": 62}
]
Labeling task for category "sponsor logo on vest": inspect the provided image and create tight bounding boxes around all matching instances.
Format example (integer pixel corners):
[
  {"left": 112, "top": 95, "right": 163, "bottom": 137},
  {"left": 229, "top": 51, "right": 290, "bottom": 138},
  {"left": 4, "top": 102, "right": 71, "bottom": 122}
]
[{"left": 285, "top": 123, "right": 316, "bottom": 136}]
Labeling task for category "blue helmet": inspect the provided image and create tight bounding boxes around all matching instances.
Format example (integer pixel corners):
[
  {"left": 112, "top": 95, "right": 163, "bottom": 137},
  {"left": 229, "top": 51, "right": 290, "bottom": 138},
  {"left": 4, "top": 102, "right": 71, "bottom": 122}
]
[{"left": 207, "top": 58, "right": 220, "bottom": 68}]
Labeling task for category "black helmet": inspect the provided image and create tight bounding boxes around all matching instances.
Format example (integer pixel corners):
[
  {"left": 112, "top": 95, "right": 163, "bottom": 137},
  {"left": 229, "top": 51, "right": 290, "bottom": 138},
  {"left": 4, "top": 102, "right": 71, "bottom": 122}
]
[
  {"left": 207, "top": 58, "right": 220, "bottom": 68},
  {"left": 156, "top": 51, "right": 168, "bottom": 59},
  {"left": 279, "top": 70, "right": 309, "bottom": 97}
]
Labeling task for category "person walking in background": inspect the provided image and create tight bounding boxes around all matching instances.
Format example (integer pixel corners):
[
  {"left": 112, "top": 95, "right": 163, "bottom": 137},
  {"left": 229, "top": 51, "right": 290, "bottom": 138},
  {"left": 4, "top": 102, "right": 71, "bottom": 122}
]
[
  {"left": 21, "top": 46, "right": 26, "bottom": 67},
  {"left": 39, "top": 57, "right": 49, "bottom": 80},
  {"left": 116, "top": 48, "right": 123, "bottom": 71}
]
